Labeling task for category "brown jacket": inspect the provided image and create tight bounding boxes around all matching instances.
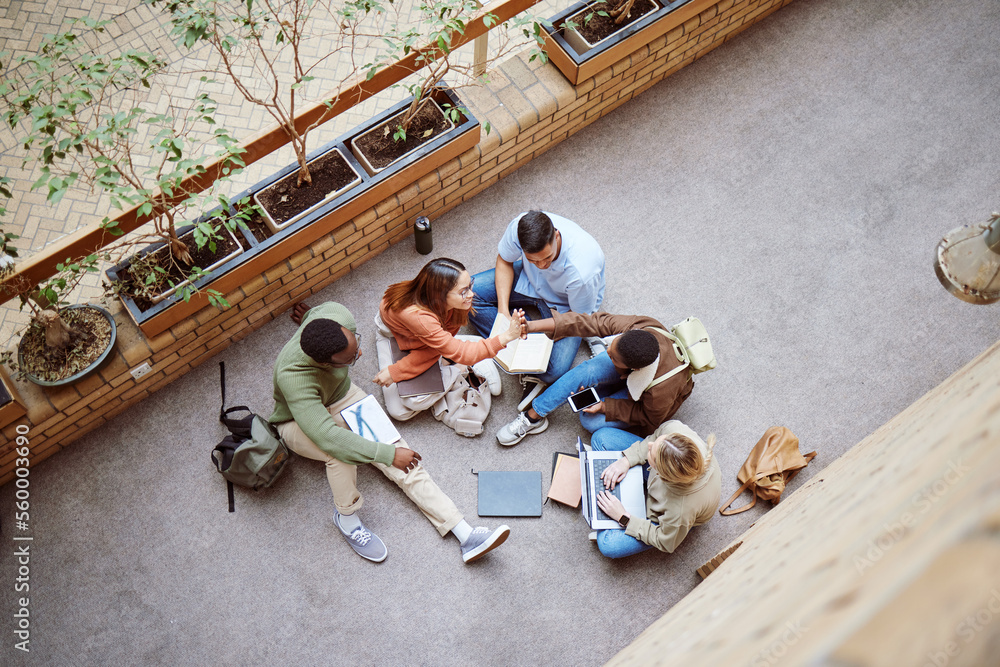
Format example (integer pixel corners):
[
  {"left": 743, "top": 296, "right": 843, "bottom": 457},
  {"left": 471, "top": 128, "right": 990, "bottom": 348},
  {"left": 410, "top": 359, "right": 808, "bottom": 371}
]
[{"left": 551, "top": 312, "right": 694, "bottom": 436}]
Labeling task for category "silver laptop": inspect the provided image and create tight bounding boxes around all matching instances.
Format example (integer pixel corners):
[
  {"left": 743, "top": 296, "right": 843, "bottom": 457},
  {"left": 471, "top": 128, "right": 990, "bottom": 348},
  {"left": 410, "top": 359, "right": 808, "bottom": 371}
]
[{"left": 577, "top": 437, "right": 647, "bottom": 530}]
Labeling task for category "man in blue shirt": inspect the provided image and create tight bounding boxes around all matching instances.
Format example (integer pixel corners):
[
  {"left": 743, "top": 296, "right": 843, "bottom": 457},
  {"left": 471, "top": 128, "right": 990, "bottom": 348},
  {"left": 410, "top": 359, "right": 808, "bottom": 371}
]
[{"left": 469, "top": 210, "right": 606, "bottom": 418}]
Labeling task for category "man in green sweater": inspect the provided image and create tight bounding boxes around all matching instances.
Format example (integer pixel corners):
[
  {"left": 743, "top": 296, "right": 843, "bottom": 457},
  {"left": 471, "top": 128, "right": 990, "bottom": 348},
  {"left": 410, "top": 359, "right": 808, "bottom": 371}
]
[{"left": 271, "top": 301, "right": 509, "bottom": 563}]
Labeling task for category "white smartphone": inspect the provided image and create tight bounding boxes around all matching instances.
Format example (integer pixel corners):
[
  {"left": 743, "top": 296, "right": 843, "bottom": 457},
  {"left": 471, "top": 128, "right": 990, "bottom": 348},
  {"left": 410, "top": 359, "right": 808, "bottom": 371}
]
[{"left": 567, "top": 387, "right": 600, "bottom": 412}]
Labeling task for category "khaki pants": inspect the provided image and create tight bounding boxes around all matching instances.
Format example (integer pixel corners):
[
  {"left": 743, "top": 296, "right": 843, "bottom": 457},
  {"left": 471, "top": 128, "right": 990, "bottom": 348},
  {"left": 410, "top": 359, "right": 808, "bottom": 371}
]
[{"left": 276, "top": 383, "right": 463, "bottom": 536}]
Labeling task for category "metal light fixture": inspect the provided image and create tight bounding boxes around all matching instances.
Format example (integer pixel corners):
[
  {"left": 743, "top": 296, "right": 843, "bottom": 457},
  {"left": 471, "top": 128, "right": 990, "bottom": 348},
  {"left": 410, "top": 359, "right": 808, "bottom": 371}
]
[{"left": 934, "top": 212, "right": 1000, "bottom": 305}]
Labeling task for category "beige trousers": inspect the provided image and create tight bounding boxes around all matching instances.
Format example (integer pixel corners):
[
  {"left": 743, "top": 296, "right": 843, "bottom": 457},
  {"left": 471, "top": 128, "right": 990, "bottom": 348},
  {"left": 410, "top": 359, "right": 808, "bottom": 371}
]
[{"left": 276, "top": 383, "right": 463, "bottom": 536}]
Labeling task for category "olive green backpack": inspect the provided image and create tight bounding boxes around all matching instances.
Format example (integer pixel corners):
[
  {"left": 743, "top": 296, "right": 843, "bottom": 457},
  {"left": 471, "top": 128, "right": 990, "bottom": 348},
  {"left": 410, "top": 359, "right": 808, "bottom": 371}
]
[{"left": 211, "top": 362, "right": 290, "bottom": 512}]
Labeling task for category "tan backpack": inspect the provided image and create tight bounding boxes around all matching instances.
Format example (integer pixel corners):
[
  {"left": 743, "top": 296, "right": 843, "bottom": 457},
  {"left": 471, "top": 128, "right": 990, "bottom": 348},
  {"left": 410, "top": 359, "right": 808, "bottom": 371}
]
[{"left": 719, "top": 426, "right": 816, "bottom": 515}]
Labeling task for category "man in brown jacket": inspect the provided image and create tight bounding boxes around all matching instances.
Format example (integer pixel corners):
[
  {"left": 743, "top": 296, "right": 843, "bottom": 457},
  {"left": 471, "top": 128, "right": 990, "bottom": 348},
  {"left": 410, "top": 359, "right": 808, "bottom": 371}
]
[{"left": 496, "top": 312, "right": 694, "bottom": 446}]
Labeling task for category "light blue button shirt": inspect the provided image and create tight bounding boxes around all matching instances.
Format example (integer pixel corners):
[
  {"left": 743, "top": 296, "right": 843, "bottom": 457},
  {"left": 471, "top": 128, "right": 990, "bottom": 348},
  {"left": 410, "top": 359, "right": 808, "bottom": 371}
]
[{"left": 497, "top": 212, "right": 605, "bottom": 314}]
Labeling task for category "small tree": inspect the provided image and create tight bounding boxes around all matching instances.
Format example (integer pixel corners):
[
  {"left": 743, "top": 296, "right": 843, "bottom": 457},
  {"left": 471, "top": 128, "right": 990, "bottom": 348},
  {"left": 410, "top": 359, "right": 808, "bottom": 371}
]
[
  {"left": 365, "top": 0, "right": 549, "bottom": 142},
  {"left": 0, "top": 17, "right": 248, "bottom": 307},
  {"left": 150, "top": 0, "right": 392, "bottom": 187},
  {"left": 0, "top": 174, "right": 111, "bottom": 380}
]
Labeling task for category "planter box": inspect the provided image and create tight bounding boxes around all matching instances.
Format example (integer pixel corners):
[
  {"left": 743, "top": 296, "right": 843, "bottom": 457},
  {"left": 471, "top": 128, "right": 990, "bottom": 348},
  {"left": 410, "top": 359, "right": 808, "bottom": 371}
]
[
  {"left": 562, "top": 0, "right": 663, "bottom": 55},
  {"left": 106, "top": 217, "right": 254, "bottom": 335},
  {"left": 544, "top": 0, "right": 703, "bottom": 85},
  {"left": 350, "top": 97, "right": 455, "bottom": 176},
  {"left": 108, "top": 86, "right": 479, "bottom": 338},
  {"left": 253, "top": 146, "right": 364, "bottom": 233},
  {"left": 0, "top": 365, "right": 26, "bottom": 429}
]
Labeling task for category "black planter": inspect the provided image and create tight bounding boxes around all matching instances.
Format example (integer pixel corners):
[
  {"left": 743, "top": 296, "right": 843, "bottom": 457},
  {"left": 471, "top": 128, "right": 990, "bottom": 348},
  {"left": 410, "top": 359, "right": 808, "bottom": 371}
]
[
  {"left": 105, "top": 214, "right": 253, "bottom": 328},
  {"left": 106, "top": 85, "right": 479, "bottom": 336}
]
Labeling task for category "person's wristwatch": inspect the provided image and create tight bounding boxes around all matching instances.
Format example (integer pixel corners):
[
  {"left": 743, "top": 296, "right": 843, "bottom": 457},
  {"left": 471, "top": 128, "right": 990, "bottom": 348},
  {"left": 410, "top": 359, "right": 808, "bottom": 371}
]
[{"left": 617, "top": 513, "right": 630, "bottom": 529}]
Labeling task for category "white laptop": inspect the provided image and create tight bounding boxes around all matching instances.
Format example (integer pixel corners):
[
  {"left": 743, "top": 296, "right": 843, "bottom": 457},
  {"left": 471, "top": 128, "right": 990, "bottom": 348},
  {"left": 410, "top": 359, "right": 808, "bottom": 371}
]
[{"left": 578, "top": 437, "right": 647, "bottom": 530}]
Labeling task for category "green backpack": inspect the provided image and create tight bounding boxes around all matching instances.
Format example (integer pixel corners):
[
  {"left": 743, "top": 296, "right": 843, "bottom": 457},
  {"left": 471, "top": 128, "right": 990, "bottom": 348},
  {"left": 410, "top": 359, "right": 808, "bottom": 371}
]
[{"left": 212, "top": 362, "right": 290, "bottom": 512}]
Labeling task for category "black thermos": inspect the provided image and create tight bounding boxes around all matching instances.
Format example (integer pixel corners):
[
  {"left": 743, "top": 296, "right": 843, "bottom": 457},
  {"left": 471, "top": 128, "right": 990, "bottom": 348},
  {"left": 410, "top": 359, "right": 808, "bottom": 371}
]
[{"left": 414, "top": 216, "right": 433, "bottom": 255}]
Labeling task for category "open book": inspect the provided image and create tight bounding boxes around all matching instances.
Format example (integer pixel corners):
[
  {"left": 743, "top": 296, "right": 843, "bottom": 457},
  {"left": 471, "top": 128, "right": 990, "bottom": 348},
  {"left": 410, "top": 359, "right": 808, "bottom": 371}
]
[{"left": 489, "top": 315, "right": 554, "bottom": 374}]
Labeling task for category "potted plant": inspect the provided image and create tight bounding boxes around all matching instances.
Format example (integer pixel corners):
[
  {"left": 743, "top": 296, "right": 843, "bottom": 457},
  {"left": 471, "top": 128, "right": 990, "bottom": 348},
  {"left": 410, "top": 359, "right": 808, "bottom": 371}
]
[
  {"left": 350, "top": 0, "right": 549, "bottom": 174},
  {"left": 150, "top": 0, "right": 391, "bottom": 232},
  {"left": 543, "top": 0, "right": 698, "bottom": 85},
  {"left": 0, "top": 178, "right": 117, "bottom": 387},
  {"left": 153, "top": 0, "right": 547, "bottom": 232},
  {"left": 0, "top": 18, "right": 251, "bottom": 321},
  {"left": 561, "top": 0, "right": 663, "bottom": 55}
]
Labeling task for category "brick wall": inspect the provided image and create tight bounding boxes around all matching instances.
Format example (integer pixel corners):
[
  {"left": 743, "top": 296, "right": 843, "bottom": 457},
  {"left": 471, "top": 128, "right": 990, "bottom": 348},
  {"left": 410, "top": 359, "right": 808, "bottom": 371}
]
[{"left": 0, "top": 0, "right": 796, "bottom": 484}]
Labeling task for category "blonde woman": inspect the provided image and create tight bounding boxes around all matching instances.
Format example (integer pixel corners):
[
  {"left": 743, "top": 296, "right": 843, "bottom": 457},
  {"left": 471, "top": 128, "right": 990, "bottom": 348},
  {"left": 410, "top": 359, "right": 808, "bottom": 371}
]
[{"left": 591, "top": 420, "right": 721, "bottom": 558}]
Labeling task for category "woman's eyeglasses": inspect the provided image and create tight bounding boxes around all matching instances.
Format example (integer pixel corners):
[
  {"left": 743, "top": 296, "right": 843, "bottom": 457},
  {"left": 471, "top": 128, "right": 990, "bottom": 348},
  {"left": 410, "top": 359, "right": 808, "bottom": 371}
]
[{"left": 457, "top": 277, "right": 475, "bottom": 300}]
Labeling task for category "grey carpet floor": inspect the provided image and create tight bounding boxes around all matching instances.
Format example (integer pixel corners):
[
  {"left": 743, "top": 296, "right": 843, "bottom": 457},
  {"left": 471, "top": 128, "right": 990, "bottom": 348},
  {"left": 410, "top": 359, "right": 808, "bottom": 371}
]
[{"left": 1, "top": 0, "right": 998, "bottom": 664}]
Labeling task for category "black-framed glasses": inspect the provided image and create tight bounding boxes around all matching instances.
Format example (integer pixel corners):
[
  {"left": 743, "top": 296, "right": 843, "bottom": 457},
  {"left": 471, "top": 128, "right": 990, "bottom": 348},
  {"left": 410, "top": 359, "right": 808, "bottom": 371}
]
[{"left": 330, "top": 331, "right": 361, "bottom": 367}]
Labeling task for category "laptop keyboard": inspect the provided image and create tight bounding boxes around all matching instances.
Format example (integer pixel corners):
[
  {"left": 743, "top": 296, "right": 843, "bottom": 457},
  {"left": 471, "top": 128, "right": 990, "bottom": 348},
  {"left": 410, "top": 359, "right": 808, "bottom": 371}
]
[{"left": 592, "top": 459, "right": 621, "bottom": 523}]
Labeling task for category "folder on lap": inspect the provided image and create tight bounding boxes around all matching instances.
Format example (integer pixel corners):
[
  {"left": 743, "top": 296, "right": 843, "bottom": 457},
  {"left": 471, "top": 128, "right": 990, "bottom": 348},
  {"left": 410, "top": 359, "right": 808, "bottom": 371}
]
[{"left": 388, "top": 338, "right": 445, "bottom": 398}]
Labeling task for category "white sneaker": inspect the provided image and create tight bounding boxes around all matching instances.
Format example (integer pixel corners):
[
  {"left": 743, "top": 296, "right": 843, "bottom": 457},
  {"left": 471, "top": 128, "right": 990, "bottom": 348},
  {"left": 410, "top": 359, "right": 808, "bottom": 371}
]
[
  {"left": 496, "top": 412, "right": 548, "bottom": 446},
  {"left": 472, "top": 359, "right": 502, "bottom": 396}
]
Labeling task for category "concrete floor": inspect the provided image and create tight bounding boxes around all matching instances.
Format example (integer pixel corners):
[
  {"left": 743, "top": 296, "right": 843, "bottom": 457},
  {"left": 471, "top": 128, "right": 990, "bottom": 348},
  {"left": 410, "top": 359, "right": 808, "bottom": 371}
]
[{"left": 1, "top": 0, "right": 998, "bottom": 664}]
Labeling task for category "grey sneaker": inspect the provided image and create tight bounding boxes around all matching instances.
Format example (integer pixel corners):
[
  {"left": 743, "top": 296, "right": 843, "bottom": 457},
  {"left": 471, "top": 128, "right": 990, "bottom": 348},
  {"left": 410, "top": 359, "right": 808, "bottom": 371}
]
[
  {"left": 461, "top": 525, "right": 510, "bottom": 563},
  {"left": 517, "top": 376, "right": 546, "bottom": 412},
  {"left": 334, "top": 511, "right": 388, "bottom": 563},
  {"left": 496, "top": 412, "right": 548, "bottom": 446}
]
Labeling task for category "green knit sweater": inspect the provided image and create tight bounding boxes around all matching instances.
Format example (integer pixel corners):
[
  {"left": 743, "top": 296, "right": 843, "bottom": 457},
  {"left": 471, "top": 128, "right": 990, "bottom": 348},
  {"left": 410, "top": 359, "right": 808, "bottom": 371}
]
[{"left": 269, "top": 302, "right": 396, "bottom": 467}]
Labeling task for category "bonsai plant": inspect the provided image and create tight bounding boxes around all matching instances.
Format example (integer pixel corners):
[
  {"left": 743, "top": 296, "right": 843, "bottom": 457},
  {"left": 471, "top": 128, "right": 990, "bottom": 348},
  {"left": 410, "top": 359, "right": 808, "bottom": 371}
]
[
  {"left": 0, "top": 176, "right": 117, "bottom": 385},
  {"left": 0, "top": 17, "right": 250, "bottom": 312}
]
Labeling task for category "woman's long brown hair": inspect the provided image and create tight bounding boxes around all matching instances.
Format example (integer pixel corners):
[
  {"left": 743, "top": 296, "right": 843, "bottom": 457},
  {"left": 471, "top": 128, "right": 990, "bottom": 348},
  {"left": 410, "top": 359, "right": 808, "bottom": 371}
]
[{"left": 382, "top": 257, "right": 470, "bottom": 328}]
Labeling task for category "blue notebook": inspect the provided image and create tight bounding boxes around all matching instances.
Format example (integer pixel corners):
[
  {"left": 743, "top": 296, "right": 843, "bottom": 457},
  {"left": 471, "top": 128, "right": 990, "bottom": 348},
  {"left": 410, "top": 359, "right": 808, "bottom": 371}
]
[{"left": 475, "top": 470, "right": 543, "bottom": 517}]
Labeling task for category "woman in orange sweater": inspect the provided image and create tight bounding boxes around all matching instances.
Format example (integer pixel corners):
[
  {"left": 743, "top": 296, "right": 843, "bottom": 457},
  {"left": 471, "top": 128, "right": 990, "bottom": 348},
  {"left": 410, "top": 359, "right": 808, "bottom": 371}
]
[{"left": 374, "top": 257, "right": 523, "bottom": 421}]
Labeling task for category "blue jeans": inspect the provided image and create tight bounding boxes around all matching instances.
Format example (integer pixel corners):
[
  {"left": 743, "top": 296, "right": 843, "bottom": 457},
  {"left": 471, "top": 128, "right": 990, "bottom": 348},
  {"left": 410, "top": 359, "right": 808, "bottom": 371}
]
[
  {"left": 591, "top": 427, "right": 653, "bottom": 559},
  {"left": 531, "top": 351, "right": 631, "bottom": 432},
  {"left": 469, "top": 262, "right": 579, "bottom": 385}
]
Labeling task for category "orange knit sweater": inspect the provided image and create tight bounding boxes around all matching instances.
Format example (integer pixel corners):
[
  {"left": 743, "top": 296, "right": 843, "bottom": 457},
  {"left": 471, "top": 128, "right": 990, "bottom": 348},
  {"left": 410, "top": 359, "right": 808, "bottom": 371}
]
[{"left": 379, "top": 298, "right": 505, "bottom": 382}]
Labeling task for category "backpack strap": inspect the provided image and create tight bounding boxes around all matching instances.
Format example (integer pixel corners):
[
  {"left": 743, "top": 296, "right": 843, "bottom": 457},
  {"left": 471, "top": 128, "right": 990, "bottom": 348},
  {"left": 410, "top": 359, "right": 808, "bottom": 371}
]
[
  {"left": 212, "top": 439, "right": 239, "bottom": 513},
  {"left": 643, "top": 326, "right": 691, "bottom": 389},
  {"left": 219, "top": 362, "right": 254, "bottom": 438}
]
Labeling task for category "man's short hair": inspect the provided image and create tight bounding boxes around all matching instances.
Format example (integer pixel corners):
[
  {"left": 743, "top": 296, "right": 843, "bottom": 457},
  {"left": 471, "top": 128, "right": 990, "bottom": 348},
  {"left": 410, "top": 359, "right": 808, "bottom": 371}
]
[
  {"left": 618, "top": 330, "right": 659, "bottom": 369},
  {"left": 517, "top": 210, "right": 556, "bottom": 254},
  {"left": 300, "top": 319, "right": 348, "bottom": 363}
]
